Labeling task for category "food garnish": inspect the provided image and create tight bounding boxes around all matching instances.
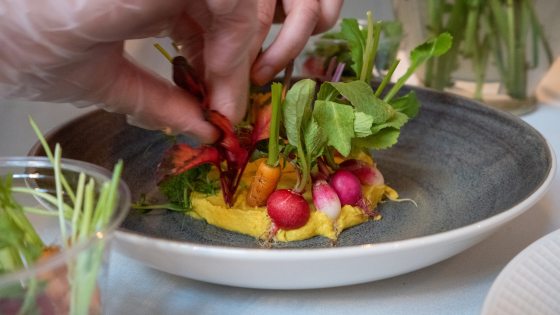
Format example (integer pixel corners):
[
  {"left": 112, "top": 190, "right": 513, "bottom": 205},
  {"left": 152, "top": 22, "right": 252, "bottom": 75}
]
[{"left": 151, "top": 12, "right": 452, "bottom": 242}]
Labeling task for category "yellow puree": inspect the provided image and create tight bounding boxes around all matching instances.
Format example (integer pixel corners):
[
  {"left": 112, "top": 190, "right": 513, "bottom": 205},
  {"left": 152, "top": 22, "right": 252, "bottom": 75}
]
[{"left": 190, "top": 158, "right": 398, "bottom": 242}]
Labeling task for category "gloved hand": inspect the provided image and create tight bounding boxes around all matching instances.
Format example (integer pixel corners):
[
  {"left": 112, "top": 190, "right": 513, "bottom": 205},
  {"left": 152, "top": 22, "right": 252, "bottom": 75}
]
[{"left": 0, "top": 0, "right": 342, "bottom": 143}]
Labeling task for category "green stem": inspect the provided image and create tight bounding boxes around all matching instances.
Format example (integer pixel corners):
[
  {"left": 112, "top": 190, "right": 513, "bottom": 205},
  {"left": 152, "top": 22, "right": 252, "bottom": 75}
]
[
  {"left": 360, "top": 11, "right": 380, "bottom": 83},
  {"left": 267, "top": 83, "right": 283, "bottom": 167},
  {"left": 375, "top": 59, "right": 400, "bottom": 97},
  {"left": 526, "top": 0, "right": 553, "bottom": 66},
  {"left": 424, "top": 0, "right": 443, "bottom": 87}
]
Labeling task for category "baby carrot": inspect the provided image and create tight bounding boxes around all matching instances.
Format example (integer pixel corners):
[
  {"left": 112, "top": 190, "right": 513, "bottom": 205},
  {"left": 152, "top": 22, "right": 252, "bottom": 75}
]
[{"left": 246, "top": 82, "right": 283, "bottom": 207}]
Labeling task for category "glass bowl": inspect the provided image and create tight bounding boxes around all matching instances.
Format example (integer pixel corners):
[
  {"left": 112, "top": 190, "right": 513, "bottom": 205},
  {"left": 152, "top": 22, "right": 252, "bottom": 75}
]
[{"left": 0, "top": 157, "right": 130, "bottom": 315}]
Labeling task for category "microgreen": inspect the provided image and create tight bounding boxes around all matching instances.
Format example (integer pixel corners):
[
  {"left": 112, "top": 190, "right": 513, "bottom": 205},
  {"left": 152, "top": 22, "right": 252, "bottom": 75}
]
[{"left": 0, "top": 117, "right": 124, "bottom": 314}]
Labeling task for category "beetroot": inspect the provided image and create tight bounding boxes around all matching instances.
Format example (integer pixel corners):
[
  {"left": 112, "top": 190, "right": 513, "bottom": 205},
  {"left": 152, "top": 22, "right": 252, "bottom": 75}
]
[{"left": 266, "top": 189, "right": 310, "bottom": 230}]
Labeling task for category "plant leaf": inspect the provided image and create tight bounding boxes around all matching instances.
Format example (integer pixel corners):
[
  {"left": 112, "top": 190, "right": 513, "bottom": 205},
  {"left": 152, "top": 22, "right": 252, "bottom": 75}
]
[
  {"left": 283, "top": 79, "right": 316, "bottom": 147},
  {"left": 352, "top": 127, "right": 401, "bottom": 150},
  {"left": 409, "top": 32, "right": 453, "bottom": 68},
  {"left": 313, "top": 100, "right": 355, "bottom": 156},
  {"left": 371, "top": 111, "right": 409, "bottom": 134},
  {"left": 340, "top": 18, "right": 367, "bottom": 79},
  {"left": 323, "top": 81, "right": 393, "bottom": 123},
  {"left": 303, "top": 117, "right": 326, "bottom": 160},
  {"left": 390, "top": 91, "right": 420, "bottom": 118},
  {"left": 354, "top": 111, "right": 374, "bottom": 137}
]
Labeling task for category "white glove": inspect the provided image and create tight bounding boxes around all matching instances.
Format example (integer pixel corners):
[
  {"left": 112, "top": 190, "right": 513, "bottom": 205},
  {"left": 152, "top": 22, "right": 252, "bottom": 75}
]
[{"left": 0, "top": 0, "right": 342, "bottom": 143}]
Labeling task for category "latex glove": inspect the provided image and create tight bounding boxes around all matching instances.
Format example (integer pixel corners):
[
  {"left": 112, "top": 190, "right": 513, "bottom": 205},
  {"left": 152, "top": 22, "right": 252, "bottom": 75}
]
[
  {"left": 251, "top": 0, "right": 344, "bottom": 85},
  {"left": 0, "top": 0, "right": 261, "bottom": 143}
]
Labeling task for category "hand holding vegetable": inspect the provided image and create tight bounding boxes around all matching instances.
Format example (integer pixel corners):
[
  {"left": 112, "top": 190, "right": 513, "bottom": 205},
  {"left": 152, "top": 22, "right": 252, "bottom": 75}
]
[{"left": 0, "top": 0, "right": 342, "bottom": 144}]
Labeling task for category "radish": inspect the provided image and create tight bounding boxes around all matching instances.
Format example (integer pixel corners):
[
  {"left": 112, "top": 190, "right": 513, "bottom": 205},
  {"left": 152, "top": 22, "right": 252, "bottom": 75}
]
[
  {"left": 329, "top": 170, "right": 362, "bottom": 206},
  {"left": 312, "top": 180, "right": 341, "bottom": 220},
  {"left": 267, "top": 189, "right": 310, "bottom": 230},
  {"left": 339, "top": 159, "right": 384, "bottom": 186}
]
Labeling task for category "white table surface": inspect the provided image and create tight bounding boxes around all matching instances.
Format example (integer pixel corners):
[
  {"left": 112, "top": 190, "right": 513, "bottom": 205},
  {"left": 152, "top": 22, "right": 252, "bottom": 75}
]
[{"left": 1, "top": 95, "right": 559, "bottom": 315}]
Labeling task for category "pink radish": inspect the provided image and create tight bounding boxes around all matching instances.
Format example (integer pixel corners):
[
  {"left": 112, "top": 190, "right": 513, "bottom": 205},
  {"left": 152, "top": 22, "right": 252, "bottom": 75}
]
[
  {"left": 312, "top": 180, "right": 341, "bottom": 220},
  {"left": 339, "top": 159, "right": 384, "bottom": 186},
  {"left": 329, "top": 170, "right": 362, "bottom": 206},
  {"left": 267, "top": 189, "right": 310, "bottom": 230}
]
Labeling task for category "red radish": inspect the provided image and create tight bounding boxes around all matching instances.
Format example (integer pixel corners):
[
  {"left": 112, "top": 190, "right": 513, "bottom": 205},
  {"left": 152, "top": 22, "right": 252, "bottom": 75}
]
[
  {"left": 312, "top": 180, "right": 341, "bottom": 220},
  {"left": 329, "top": 170, "right": 362, "bottom": 206},
  {"left": 267, "top": 189, "right": 310, "bottom": 230},
  {"left": 339, "top": 159, "right": 384, "bottom": 186}
]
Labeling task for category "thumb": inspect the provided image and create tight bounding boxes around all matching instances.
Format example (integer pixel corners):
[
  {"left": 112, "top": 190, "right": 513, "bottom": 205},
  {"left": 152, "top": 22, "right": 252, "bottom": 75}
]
[{"left": 98, "top": 53, "right": 219, "bottom": 143}]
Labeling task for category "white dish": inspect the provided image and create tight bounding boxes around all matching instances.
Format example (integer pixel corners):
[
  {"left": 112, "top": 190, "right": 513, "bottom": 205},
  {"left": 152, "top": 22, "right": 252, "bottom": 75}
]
[{"left": 482, "top": 229, "right": 560, "bottom": 315}]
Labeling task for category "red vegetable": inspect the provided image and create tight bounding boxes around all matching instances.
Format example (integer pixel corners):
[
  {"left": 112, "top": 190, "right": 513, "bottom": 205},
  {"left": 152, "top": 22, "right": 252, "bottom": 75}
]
[
  {"left": 158, "top": 56, "right": 267, "bottom": 207},
  {"left": 339, "top": 159, "right": 384, "bottom": 186},
  {"left": 312, "top": 179, "right": 341, "bottom": 220},
  {"left": 329, "top": 170, "right": 362, "bottom": 206},
  {"left": 266, "top": 189, "right": 310, "bottom": 230}
]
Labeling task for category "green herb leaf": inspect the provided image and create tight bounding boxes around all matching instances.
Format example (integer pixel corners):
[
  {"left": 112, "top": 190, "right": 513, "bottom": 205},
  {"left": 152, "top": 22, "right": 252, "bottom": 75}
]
[
  {"left": 303, "top": 117, "right": 326, "bottom": 160},
  {"left": 370, "top": 111, "right": 409, "bottom": 134},
  {"left": 159, "top": 164, "right": 217, "bottom": 210},
  {"left": 283, "top": 79, "right": 316, "bottom": 147},
  {"left": 321, "top": 81, "right": 393, "bottom": 123},
  {"left": 354, "top": 111, "right": 374, "bottom": 137},
  {"left": 340, "top": 18, "right": 367, "bottom": 79},
  {"left": 352, "top": 127, "right": 401, "bottom": 150},
  {"left": 409, "top": 32, "right": 453, "bottom": 67},
  {"left": 390, "top": 91, "right": 420, "bottom": 118},
  {"left": 313, "top": 100, "right": 355, "bottom": 156},
  {"left": 384, "top": 32, "right": 453, "bottom": 102}
]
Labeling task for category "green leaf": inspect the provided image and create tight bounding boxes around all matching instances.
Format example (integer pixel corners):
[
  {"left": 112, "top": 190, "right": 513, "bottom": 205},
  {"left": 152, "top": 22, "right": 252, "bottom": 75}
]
[
  {"left": 354, "top": 111, "right": 374, "bottom": 137},
  {"left": 409, "top": 32, "right": 453, "bottom": 68},
  {"left": 322, "top": 81, "right": 393, "bottom": 123},
  {"left": 390, "top": 91, "right": 420, "bottom": 118},
  {"left": 384, "top": 32, "right": 453, "bottom": 102},
  {"left": 371, "top": 111, "right": 409, "bottom": 134},
  {"left": 340, "top": 18, "right": 366, "bottom": 79},
  {"left": 352, "top": 127, "right": 401, "bottom": 150},
  {"left": 283, "top": 79, "right": 316, "bottom": 147},
  {"left": 317, "top": 82, "right": 338, "bottom": 101},
  {"left": 303, "top": 118, "right": 326, "bottom": 160},
  {"left": 313, "top": 100, "right": 355, "bottom": 156}
]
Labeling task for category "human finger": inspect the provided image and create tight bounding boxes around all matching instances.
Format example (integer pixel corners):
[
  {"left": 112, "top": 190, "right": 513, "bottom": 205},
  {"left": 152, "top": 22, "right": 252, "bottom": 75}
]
[{"left": 250, "top": 0, "right": 321, "bottom": 85}]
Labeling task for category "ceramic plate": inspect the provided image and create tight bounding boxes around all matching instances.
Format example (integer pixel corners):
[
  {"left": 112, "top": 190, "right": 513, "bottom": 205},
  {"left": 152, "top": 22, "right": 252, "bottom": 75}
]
[
  {"left": 29, "top": 86, "right": 555, "bottom": 289},
  {"left": 482, "top": 229, "right": 560, "bottom": 315}
]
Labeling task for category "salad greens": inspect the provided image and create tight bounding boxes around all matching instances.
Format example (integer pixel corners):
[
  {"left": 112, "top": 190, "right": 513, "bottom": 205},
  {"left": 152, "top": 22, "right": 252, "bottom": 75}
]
[
  {"left": 279, "top": 11, "right": 451, "bottom": 191},
  {"left": 158, "top": 164, "right": 217, "bottom": 210}
]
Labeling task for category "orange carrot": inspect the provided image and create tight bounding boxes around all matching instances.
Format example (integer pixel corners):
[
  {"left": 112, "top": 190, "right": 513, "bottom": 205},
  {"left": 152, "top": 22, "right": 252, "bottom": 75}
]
[
  {"left": 246, "top": 161, "right": 281, "bottom": 207},
  {"left": 246, "top": 82, "right": 283, "bottom": 207}
]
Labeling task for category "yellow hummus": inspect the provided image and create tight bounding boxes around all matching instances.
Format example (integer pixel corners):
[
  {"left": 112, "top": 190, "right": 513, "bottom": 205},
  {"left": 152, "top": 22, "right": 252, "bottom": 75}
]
[{"left": 190, "top": 156, "right": 397, "bottom": 242}]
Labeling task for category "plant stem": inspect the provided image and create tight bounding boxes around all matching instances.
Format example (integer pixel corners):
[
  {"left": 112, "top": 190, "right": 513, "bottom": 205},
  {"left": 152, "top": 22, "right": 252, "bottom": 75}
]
[
  {"left": 375, "top": 58, "right": 400, "bottom": 97},
  {"left": 267, "top": 83, "right": 283, "bottom": 167}
]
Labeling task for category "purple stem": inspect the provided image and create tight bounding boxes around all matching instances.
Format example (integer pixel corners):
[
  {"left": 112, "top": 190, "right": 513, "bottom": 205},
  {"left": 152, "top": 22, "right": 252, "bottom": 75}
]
[{"left": 331, "top": 63, "right": 346, "bottom": 83}]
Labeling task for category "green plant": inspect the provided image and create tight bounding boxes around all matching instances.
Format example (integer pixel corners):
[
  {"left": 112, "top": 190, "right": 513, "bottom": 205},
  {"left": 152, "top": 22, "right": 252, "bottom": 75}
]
[{"left": 423, "top": 0, "right": 553, "bottom": 100}]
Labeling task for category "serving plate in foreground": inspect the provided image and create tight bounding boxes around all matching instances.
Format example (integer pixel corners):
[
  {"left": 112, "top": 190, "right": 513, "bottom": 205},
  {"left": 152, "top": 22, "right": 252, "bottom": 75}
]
[
  {"left": 482, "top": 228, "right": 560, "bottom": 315},
  {"left": 30, "top": 86, "right": 555, "bottom": 289}
]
